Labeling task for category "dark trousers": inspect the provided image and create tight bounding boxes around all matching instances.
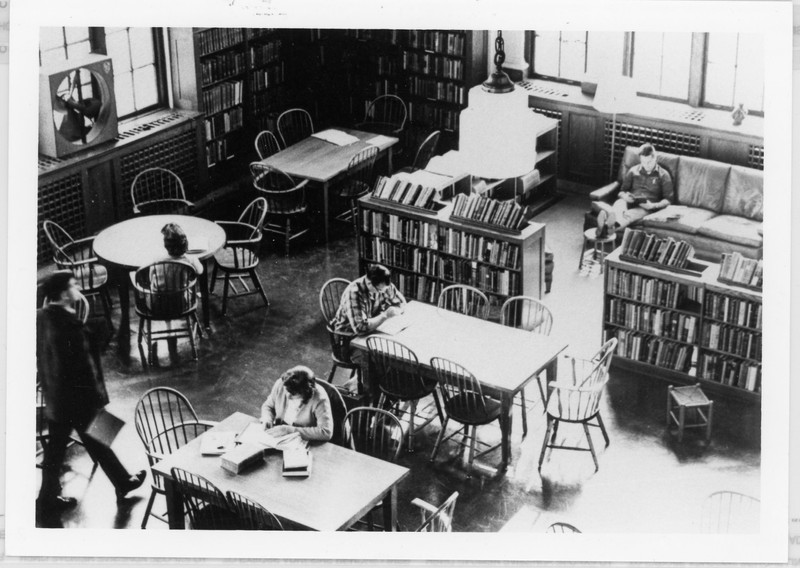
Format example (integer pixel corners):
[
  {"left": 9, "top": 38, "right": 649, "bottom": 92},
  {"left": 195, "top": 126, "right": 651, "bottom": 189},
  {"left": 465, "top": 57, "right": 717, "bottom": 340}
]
[{"left": 38, "top": 418, "right": 131, "bottom": 503}]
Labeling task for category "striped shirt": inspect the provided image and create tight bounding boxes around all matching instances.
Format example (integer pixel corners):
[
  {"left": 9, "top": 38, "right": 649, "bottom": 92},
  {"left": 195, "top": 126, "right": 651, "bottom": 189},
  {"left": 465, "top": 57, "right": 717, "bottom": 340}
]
[{"left": 331, "top": 276, "right": 405, "bottom": 335}]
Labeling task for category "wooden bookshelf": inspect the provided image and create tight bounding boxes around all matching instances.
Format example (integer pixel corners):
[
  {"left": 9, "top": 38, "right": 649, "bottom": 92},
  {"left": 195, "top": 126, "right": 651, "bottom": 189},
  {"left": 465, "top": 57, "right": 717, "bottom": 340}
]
[
  {"left": 358, "top": 195, "right": 545, "bottom": 316},
  {"left": 603, "top": 249, "right": 761, "bottom": 402}
]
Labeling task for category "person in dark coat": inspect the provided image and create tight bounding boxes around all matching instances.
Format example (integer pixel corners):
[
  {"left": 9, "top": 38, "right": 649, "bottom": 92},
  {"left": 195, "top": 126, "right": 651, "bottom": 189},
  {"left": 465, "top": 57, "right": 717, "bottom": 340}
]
[{"left": 36, "top": 271, "right": 145, "bottom": 520}]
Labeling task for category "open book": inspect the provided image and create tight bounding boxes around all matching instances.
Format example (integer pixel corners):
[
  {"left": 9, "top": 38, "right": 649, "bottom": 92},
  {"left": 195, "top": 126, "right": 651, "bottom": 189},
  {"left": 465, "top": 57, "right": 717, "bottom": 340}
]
[
  {"left": 311, "top": 129, "right": 359, "bottom": 146},
  {"left": 235, "top": 421, "right": 309, "bottom": 451},
  {"left": 376, "top": 314, "right": 411, "bottom": 335}
]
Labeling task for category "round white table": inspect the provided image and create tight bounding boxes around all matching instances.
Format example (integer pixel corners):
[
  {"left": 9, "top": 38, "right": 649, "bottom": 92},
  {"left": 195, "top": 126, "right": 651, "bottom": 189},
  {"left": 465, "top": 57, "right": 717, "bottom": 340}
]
[{"left": 94, "top": 215, "right": 226, "bottom": 329}]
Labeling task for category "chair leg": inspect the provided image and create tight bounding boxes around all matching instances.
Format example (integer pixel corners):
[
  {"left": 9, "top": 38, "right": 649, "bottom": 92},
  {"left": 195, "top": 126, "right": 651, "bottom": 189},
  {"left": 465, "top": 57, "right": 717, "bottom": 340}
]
[
  {"left": 101, "top": 287, "right": 114, "bottom": 331},
  {"left": 431, "top": 389, "right": 445, "bottom": 424},
  {"left": 193, "top": 312, "right": 203, "bottom": 338},
  {"left": 250, "top": 269, "right": 270, "bottom": 308},
  {"left": 350, "top": 198, "right": 359, "bottom": 235},
  {"left": 146, "top": 319, "right": 154, "bottom": 366},
  {"left": 430, "top": 416, "right": 449, "bottom": 462},
  {"left": 210, "top": 262, "right": 219, "bottom": 294},
  {"left": 221, "top": 273, "right": 231, "bottom": 316},
  {"left": 596, "top": 413, "right": 610, "bottom": 447},
  {"left": 467, "top": 425, "right": 478, "bottom": 473},
  {"left": 519, "top": 389, "right": 528, "bottom": 438},
  {"left": 407, "top": 400, "right": 417, "bottom": 453},
  {"left": 141, "top": 488, "right": 157, "bottom": 529},
  {"left": 327, "top": 363, "right": 338, "bottom": 383},
  {"left": 539, "top": 417, "right": 554, "bottom": 472},
  {"left": 536, "top": 373, "right": 547, "bottom": 406},
  {"left": 583, "top": 423, "right": 599, "bottom": 472},
  {"left": 285, "top": 219, "right": 291, "bottom": 257},
  {"left": 186, "top": 316, "right": 198, "bottom": 360}
]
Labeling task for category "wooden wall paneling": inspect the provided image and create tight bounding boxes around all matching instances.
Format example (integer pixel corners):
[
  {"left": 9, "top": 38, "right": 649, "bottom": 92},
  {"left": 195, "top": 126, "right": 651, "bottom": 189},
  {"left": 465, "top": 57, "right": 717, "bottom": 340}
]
[{"left": 567, "top": 110, "right": 606, "bottom": 185}]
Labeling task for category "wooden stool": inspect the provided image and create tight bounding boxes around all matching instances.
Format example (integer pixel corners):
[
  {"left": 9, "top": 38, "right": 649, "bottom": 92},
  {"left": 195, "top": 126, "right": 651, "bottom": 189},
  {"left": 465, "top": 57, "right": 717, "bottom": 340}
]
[
  {"left": 667, "top": 383, "right": 713, "bottom": 442},
  {"left": 579, "top": 228, "right": 616, "bottom": 273}
]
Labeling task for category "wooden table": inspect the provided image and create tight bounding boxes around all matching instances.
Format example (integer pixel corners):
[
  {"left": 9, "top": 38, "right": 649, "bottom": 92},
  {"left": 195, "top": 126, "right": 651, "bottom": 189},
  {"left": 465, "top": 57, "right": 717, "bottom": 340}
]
[
  {"left": 260, "top": 128, "right": 398, "bottom": 243},
  {"left": 93, "top": 214, "right": 226, "bottom": 330},
  {"left": 350, "top": 301, "right": 568, "bottom": 472},
  {"left": 151, "top": 412, "right": 410, "bottom": 531}
]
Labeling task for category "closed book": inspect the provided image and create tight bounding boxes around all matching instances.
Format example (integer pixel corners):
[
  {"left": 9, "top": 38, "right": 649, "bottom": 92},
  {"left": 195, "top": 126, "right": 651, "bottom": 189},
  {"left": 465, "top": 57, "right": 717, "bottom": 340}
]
[
  {"left": 220, "top": 443, "right": 265, "bottom": 474},
  {"left": 282, "top": 449, "right": 313, "bottom": 477},
  {"left": 84, "top": 409, "right": 125, "bottom": 448}
]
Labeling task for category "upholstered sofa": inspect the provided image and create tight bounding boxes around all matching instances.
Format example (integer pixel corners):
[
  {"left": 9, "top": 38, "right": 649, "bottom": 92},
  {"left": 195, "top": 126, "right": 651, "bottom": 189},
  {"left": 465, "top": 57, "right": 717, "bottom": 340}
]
[{"left": 585, "top": 146, "right": 763, "bottom": 263}]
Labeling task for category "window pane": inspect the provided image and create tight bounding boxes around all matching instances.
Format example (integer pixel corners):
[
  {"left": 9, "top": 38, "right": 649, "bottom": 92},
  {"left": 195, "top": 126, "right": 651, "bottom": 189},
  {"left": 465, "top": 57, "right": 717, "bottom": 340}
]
[
  {"left": 734, "top": 33, "right": 764, "bottom": 112},
  {"left": 40, "top": 47, "right": 66, "bottom": 67},
  {"left": 40, "top": 27, "right": 65, "bottom": 51},
  {"left": 105, "top": 29, "right": 132, "bottom": 71},
  {"left": 660, "top": 33, "right": 691, "bottom": 99},
  {"left": 534, "top": 31, "right": 560, "bottom": 77},
  {"left": 633, "top": 32, "right": 663, "bottom": 95},
  {"left": 67, "top": 40, "right": 91, "bottom": 61},
  {"left": 130, "top": 28, "right": 155, "bottom": 69},
  {"left": 560, "top": 31, "right": 586, "bottom": 81},
  {"left": 705, "top": 33, "right": 738, "bottom": 107},
  {"left": 586, "top": 32, "right": 625, "bottom": 78},
  {"left": 133, "top": 64, "right": 159, "bottom": 109},
  {"left": 64, "top": 27, "right": 89, "bottom": 45},
  {"left": 114, "top": 71, "right": 135, "bottom": 117}
]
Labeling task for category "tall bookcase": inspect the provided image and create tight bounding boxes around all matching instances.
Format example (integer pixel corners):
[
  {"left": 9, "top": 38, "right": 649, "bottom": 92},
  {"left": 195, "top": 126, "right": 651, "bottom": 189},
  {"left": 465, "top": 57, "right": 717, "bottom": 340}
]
[
  {"left": 358, "top": 195, "right": 545, "bottom": 314},
  {"left": 169, "top": 28, "right": 291, "bottom": 178},
  {"left": 603, "top": 249, "right": 761, "bottom": 401}
]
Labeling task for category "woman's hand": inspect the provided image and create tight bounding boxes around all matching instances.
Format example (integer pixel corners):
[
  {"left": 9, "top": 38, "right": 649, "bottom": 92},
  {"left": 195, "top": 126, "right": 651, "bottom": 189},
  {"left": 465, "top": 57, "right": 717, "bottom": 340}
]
[
  {"left": 260, "top": 419, "right": 273, "bottom": 430},
  {"left": 267, "top": 425, "right": 295, "bottom": 436}
]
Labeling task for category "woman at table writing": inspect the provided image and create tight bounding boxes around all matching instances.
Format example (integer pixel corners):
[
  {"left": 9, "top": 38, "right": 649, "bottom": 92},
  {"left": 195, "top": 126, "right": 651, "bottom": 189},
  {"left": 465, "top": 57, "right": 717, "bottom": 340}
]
[
  {"left": 151, "top": 222, "right": 203, "bottom": 281},
  {"left": 259, "top": 366, "right": 333, "bottom": 442}
]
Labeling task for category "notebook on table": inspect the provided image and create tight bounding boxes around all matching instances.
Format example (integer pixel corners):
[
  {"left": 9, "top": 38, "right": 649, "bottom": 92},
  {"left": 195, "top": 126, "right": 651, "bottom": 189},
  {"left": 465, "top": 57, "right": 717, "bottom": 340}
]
[{"left": 282, "top": 448, "right": 312, "bottom": 477}]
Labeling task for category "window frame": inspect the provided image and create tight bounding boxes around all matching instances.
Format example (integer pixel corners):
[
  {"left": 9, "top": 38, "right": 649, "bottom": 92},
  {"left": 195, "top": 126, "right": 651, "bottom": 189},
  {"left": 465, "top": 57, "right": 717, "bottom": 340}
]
[{"left": 527, "top": 30, "right": 587, "bottom": 87}]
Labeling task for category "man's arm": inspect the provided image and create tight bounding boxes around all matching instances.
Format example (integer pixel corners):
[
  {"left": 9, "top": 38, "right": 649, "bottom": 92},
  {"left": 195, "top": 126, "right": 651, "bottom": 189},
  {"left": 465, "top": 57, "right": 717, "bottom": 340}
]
[{"left": 345, "top": 287, "right": 394, "bottom": 334}]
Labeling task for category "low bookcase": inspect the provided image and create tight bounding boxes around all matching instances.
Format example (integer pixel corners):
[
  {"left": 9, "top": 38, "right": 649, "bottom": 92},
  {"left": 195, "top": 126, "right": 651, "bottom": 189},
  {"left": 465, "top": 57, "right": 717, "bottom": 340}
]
[
  {"left": 358, "top": 195, "right": 546, "bottom": 315},
  {"left": 603, "top": 249, "right": 761, "bottom": 402}
]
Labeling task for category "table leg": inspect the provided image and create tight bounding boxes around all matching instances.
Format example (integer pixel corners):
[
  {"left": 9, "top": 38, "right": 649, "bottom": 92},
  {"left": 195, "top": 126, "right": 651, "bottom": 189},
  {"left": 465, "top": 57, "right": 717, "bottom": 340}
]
[
  {"left": 382, "top": 486, "right": 398, "bottom": 532},
  {"left": 199, "top": 259, "right": 211, "bottom": 328},
  {"left": 323, "top": 180, "right": 330, "bottom": 243},
  {"left": 387, "top": 147, "right": 394, "bottom": 174},
  {"left": 112, "top": 265, "right": 132, "bottom": 360},
  {"left": 499, "top": 394, "right": 513, "bottom": 471},
  {"left": 163, "top": 476, "right": 185, "bottom": 529}
]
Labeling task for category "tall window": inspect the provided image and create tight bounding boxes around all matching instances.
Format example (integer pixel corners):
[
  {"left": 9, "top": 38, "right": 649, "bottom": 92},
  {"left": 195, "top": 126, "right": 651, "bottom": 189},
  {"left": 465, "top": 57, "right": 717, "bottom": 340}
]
[
  {"left": 39, "top": 27, "right": 165, "bottom": 120},
  {"left": 704, "top": 33, "right": 764, "bottom": 113},
  {"left": 632, "top": 32, "right": 692, "bottom": 101},
  {"left": 533, "top": 31, "right": 588, "bottom": 83}
]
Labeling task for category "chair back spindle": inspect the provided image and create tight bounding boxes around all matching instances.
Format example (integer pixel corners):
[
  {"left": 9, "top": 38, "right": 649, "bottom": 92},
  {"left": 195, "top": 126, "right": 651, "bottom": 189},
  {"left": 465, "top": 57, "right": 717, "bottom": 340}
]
[{"left": 344, "top": 406, "right": 404, "bottom": 463}]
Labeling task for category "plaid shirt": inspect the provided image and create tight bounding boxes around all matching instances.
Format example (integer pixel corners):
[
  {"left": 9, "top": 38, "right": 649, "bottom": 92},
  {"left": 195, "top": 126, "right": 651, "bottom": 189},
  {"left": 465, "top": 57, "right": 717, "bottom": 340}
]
[{"left": 331, "top": 276, "right": 405, "bottom": 335}]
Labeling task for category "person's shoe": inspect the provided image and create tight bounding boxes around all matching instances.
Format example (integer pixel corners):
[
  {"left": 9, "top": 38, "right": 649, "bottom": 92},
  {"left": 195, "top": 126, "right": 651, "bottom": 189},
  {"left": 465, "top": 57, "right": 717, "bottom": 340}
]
[
  {"left": 37, "top": 495, "right": 78, "bottom": 512},
  {"left": 605, "top": 211, "right": 617, "bottom": 236},
  {"left": 596, "top": 210, "right": 609, "bottom": 239},
  {"left": 115, "top": 470, "right": 147, "bottom": 502}
]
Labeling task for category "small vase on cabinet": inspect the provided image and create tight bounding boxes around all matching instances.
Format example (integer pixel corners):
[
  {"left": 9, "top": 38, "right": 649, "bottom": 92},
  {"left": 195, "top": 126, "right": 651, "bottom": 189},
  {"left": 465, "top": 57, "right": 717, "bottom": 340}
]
[{"left": 731, "top": 103, "right": 748, "bottom": 126}]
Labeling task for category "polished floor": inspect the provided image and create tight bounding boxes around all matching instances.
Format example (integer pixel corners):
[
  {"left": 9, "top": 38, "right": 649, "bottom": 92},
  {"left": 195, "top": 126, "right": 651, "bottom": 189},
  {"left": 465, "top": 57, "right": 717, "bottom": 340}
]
[{"left": 35, "top": 192, "right": 761, "bottom": 533}]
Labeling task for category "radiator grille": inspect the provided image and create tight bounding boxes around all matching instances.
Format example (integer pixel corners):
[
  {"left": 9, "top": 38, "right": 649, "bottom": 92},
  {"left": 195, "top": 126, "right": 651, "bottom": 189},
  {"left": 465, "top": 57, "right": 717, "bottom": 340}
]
[
  {"left": 605, "top": 121, "right": 701, "bottom": 175},
  {"left": 115, "top": 112, "right": 187, "bottom": 141},
  {"left": 747, "top": 145, "right": 764, "bottom": 170},
  {"left": 119, "top": 130, "right": 199, "bottom": 219},
  {"left": 38, "top": 173, "right": 85, "bottom": 264}
]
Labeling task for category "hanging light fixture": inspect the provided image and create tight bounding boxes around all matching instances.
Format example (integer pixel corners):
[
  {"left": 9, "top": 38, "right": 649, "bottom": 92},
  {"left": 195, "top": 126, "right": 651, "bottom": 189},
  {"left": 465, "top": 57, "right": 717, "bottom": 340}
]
[{"left": 459, "top": 31, "right": 541, "bottom": 181}]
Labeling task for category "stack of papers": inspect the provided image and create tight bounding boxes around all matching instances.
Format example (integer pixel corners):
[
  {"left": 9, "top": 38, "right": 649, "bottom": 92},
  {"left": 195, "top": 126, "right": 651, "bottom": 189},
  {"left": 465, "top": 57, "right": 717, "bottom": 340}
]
[
  {"left": 376, "top": 314, "right": 412, "bottom": 335},
  {"left": 200, "top": 431, "right": 238, "bottom": 456},
  {"left": 282, "top": 449, "right": 313, "bottom": 477},
  {"left": 235, "top": 422, "right": 309, "bottom": 451},
  {"left": 311, "top": 129, "right": 359, "bottom": 146}
]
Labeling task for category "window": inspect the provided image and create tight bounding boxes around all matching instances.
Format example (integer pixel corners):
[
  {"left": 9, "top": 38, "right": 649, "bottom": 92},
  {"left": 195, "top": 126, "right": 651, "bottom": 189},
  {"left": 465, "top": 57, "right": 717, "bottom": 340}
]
[
  {"left": 632, "top": 32, "right": 692, "bottom": 102},
  {"left": 532, "top": 31, "right": 588, "bottom": 83},
  {"left": 704, "top": 33, "right": 764, "bottom": 113},
  {"left": 39, "top": 27, "right": 165, "bottom": 120}
]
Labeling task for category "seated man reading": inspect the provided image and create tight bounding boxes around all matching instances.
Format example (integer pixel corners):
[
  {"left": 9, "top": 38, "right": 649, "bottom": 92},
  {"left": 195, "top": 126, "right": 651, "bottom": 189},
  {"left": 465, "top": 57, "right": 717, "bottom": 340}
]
[
  {"left": 331, "top": 263, "right": 406, "bottom": 336},
  {"left": 596, "top": 143, "right": 674, "bottom": 237}
]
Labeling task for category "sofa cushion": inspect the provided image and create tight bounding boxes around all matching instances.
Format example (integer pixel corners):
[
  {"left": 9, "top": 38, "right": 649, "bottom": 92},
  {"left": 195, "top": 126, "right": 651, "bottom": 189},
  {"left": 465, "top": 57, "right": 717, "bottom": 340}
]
[
  {"left": 675, "top": 156, "right": 730, "bottom": 212},
  {"left": 640, "top": 205, "right": 717, "bottom": 235},
  {"left": 722, "top": 165, "right": 763, "bottom": 221},
  {"left": 696, "top": 214, "right": 763, "bottom": 248}
]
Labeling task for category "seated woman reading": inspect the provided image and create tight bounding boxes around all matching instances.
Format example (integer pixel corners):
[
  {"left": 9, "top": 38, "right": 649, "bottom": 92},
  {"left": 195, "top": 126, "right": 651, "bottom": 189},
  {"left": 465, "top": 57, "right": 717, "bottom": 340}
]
[{"left": 259, "top": 366, "right": 333, "bottom": 442}]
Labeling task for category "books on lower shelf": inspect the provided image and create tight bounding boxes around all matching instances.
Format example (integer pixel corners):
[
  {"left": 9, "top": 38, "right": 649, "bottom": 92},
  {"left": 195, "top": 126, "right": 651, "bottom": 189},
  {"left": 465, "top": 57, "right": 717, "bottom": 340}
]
[
  {"left": 450, "top": 193, "right": 527, "bottom": 232},
  {"left": 620, "top": 229, "right": 694, "bottom": 269},
  {"left": 719, "top": 252, "right": 763, "bottom": 290},
  {"left": 371, "top": 173, "right": 441, "bottom": 210}
]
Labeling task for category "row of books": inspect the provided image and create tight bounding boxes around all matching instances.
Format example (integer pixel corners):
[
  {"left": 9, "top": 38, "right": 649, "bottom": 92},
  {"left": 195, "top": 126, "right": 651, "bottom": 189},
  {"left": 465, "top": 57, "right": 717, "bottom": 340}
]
[
  {"left": 620, "top": 230, "right": 693, "bottom": 269},
  {"left": 250, "top": 86, "right": 289, "bottom": 117},
  {"left": 698, "top": 354, "right": 761, "bottom": 393},
  {"left": 440, "top": 229, "right": 521, "bottom": 269},
  {"left": 406, "top": 30, "right": 467, "bottom": 57},
  {"left": 249, "top": 28, "right": 278, "bottom": 40},
  {"left": 202, "top": 80, "right": 243, "bottom": 116},
  {"left": 346, "top": 29, "right": 401, "bottom": 44},
  {"left": 607, "top": 299, "right": 698, "bottom": 343},
  {"left": 364, "top": 55, "right": 398, "bottom": 78},
  {"left": 407, "top": 102, "right": 459, "bottom": 131},
  {"left": 249, "top": 39, "right": 283, "bottom": 68},
  {"left": 607, "top": 267, "right": 702, "bottom": 311},
  {"left": 394, "top": 274, "right": 441, "bottom": 304},
  {"left": 250, "top": 64, "right": 286, "bottom": 92},
  {"left": 361, "top": 238, "right": 439, "bottom": 277},
  {"left": 719, "top": 253, "right": 763, "bottom": 288},
  {"left": 360, "top": 211, "right": 439, "bottom": 250},
  {"left": 196, "top": 28, "right": 245, "bottom": 57},
  {"left": 203, "top": 107, "right": 243, "bottom": 140},
  {"left": 451, "top": 194, "right": 528, "bottom": 231},
  {"left": 704, "top": 292, "right": 762, "bottom": 330},
  {"left": 401, "top": 52, "right": 464, "bottom": 80},
  {"left": 206, "top": 138, "right": 235, "bottom": 167},
  {"left": 366, "top": 79, "right": 402, "bottom": 99},
  {"left": 701, "top": 322, "right": 762, "bottom": 361},
  {"left": 440, "top": 259, "right": 520, "bottom": 296},
  {"left": 609, "top": 329, "right": 694, "bottom": 373},
  {"left": 407, "top": 77, "right": 465, "bottom": 105},
  {"left": 371, "top": 175, "right": 439, "bottom": 210},
  {"left": 200, "top": 51, "right": 247, "bottom": 87}
]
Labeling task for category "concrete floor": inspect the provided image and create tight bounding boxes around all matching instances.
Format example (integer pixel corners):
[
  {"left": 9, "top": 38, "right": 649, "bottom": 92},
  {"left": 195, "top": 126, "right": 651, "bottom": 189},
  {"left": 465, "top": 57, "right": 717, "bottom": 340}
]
[{"left": 36, "top": 193, "right": 761, "bottom": 533}]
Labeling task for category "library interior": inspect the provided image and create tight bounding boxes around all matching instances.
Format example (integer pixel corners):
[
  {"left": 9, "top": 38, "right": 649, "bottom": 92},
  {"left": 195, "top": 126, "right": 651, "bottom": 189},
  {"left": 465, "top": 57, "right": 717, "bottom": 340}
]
[{"left": 33, "top": 27, "right": 766, "bottom": 536}]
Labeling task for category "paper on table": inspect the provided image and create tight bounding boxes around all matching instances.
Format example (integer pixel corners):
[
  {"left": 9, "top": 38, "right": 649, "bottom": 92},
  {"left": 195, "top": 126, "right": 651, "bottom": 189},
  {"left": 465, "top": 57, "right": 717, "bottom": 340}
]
[
  {"left": 187, "top": 236, "right": 208, "bottom": 253},
  {"left": 200, "top": 431, "right": 237, "bottom": 456},
  {"left": 236, "top": 422, "right": 309, "bottom": 450},
  {"left": 376, "top": 314, "right": 412, "bottom": 335},
  {"left": 365, "top": 134, "right": 394, "bottom": 148},
  {"left": 425, "top": 150, "right": 469, "bottom": 177},
  {"left": 311, "top": 129, "right": 359, "bottom": 146}
]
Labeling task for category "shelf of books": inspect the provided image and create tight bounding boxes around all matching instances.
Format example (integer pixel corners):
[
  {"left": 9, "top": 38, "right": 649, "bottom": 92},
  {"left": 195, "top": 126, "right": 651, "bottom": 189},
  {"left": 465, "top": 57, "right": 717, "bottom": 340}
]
[
  {"left": 358, "top": 188, "right": 545, "bottom": 314},
  {"left": 603, "top": 248, "right": 761, "bottom": 402}
]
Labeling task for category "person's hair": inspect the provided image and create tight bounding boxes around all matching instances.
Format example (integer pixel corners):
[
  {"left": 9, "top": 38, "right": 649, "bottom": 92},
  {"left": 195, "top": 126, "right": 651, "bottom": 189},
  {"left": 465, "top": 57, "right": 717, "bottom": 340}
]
[
  {"left": 366, "top": 264, "right": 392, "bottom": 287},
  {"left": 639, "top": 143, "right": 657, "bottom": 158},
  {"left": 42, "top": 270, "right": 75, "bottom": 302},
  {"left": 280, "top": 365, "right": 316, "bottom": 404},
  {"left": 161, "top": 223, "right": 188, "bottom": 257}
]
